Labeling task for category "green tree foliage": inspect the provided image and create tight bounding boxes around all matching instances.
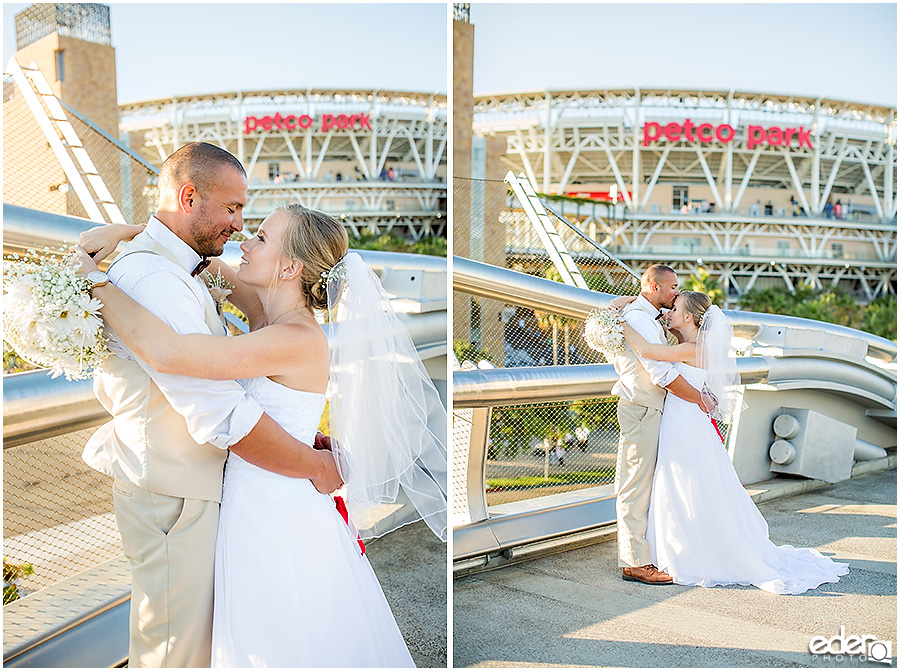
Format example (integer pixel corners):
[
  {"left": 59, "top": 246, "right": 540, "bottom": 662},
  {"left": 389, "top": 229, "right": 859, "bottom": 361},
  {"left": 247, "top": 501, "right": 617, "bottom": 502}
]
[
  {"left": 682, "top": 267, "right": 725, "bottom": 306},
  {"left": 453, "top": 340, "right": 493, "bottom": 366},
  {"left": 739, "top": 287, "right": 897, "bottom": 341},
  {"left": 861, "top": 295, "right": 898, "bottom": 342},
  {"left": 348, "top": 233, "right": 446, "bottom": 257}
]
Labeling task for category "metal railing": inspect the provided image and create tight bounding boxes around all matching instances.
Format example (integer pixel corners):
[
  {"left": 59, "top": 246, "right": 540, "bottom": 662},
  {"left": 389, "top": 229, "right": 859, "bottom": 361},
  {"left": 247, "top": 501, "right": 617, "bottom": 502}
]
[
  {"left": 452, "top": 258, "right": 897, "bottom": 566},
  {"left": 2, "top": 204, "right": 448, "bottom": 665}
]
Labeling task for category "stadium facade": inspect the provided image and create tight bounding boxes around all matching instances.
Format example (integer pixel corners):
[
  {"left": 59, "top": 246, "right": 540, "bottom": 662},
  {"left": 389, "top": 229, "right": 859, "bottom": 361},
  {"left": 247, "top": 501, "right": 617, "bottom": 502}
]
[
  {"left": 4, "top": 4, "right": 447, "bottom": 240},
  {"left": 120, "top": 89, "right": 447, "bottom": 237},
  {"left": 472, "top": 88, "right": 897, "bottom": 300}
]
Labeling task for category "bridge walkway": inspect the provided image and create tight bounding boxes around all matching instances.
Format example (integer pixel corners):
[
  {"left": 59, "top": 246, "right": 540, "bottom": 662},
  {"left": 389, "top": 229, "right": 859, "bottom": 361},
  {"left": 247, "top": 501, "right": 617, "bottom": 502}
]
[{"left": 454, "top": 466, "right": 897, "bottom": 668}]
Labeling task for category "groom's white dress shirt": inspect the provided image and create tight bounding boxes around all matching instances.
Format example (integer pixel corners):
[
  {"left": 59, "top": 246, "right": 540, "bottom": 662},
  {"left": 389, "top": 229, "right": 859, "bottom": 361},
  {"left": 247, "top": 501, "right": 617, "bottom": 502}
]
[
  {"left": 83, "top": 216, "right": 263, "bottom": 481},
  {"left": 610, "top": 295, "right": 679, "bottom": 402}
]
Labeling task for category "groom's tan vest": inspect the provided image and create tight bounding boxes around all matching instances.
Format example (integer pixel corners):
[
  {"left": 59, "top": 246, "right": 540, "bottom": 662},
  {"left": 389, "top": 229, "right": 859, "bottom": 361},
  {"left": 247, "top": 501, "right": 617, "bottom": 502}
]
[
  {"left": 609, "top": 305, "right": 667, "bottom": 412},
  {"left": 84, "top": 233, "right": 228, "bottom": 503}
]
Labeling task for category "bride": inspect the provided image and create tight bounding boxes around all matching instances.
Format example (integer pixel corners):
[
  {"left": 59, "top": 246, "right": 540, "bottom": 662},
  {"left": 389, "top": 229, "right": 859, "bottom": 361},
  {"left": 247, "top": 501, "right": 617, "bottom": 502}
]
[
  {"left": 611, "top": 290, "right": 849, "bottom": 595},
  {"left": 75, "top": 203, "right": 447, "bottom": 666}
]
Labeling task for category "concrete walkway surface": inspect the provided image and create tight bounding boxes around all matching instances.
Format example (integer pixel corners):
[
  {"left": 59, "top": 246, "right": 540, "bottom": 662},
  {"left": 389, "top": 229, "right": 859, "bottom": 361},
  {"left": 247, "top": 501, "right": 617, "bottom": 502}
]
[{"left": 454, "top": 468, "right": 897, "bottom": 668}]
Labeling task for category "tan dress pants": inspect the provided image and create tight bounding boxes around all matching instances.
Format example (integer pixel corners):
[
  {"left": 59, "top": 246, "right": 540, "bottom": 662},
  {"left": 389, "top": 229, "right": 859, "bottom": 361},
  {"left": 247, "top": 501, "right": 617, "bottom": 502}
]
[
  {"left": 113, "top": 479, "right": 219, "bottom": 668},
  {"left": 614, "top": 400, "right": 663, "bottom": 568}
]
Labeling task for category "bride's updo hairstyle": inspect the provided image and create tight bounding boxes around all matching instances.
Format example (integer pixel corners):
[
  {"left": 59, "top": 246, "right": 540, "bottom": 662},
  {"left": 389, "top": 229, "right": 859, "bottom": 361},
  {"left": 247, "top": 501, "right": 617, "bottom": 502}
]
[
  {"left": 679, "top": 291, "right": 712, "bottom": 328},
  {"left": 277, "top": 203, "right": 349, "bottom": 310}
]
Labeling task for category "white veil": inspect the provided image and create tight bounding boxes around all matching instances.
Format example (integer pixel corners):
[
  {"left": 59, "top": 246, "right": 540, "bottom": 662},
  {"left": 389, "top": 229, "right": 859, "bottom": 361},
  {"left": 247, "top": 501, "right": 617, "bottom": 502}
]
[
  {"left": 325, "top": 252, "right": 448, "bottom": 542},
  {"left": 696, "top": 305, "right": 747, "bottom": 423}
]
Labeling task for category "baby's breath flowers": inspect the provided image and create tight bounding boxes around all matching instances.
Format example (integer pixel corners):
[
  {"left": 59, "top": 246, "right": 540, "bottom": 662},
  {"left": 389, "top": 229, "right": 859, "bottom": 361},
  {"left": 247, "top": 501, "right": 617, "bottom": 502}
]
[
  {"left": 583, "top": 307, "right": 626, "bottom": 354},
  {"left": 3, "top": 248, "right": 108, "bottom": 380}
]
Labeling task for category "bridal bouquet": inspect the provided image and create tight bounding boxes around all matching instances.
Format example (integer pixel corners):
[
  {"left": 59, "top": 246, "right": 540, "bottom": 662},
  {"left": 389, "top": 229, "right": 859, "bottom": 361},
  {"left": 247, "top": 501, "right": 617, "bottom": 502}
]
[
  {"left": 3, "top": 249, "right": 108, "bottom": 380},
  {"left": 583, "top": 307, "right": 625, "bottom": 354}
]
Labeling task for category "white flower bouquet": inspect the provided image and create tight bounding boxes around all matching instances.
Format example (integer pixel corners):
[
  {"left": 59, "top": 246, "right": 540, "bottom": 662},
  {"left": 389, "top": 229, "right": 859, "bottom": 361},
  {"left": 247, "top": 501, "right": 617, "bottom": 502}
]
[
  {"left": 583, "top": 307, "right": 625, "bottom": 354},
  {"left": 3, "top": 249, "right": 108, "bottom": 380}
]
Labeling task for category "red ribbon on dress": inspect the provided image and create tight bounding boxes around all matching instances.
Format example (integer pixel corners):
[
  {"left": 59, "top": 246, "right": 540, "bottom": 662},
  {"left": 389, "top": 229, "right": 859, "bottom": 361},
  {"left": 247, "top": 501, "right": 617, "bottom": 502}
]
[
  {"left": 333, "top": 495, "right": 365, "bottom": 555},
  {"left": 711, "top": 417, "right": 725, "bottom": 444}
]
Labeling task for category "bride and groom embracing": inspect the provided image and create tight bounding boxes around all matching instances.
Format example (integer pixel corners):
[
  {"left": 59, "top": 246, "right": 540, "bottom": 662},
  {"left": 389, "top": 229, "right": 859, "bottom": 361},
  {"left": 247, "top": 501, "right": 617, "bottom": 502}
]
[
  {"left": 74, "top": 142, "right": 446, "bottom": 667},
  {"left": 609, "top": 264, "right": 849, "bottom": 594}
]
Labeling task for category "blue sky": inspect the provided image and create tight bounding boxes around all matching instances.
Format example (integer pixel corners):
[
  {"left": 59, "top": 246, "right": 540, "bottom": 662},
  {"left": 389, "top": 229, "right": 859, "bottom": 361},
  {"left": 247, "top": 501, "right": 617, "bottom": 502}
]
[
  {"left": 470, "top": 3, "right": 897, "bottom": 106},
  {"left": 3, "top": 3, "right": 448, "bottom": 103},
  {"left": 3, "top": 3, "right": 895, "bottom": 107}
]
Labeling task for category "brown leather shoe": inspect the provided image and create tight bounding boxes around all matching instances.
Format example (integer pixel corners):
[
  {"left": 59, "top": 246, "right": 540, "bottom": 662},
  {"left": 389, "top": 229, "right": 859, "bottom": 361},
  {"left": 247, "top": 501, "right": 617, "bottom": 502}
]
[{"left": 622, "top": 564, "right": 674, "bottom": 585}]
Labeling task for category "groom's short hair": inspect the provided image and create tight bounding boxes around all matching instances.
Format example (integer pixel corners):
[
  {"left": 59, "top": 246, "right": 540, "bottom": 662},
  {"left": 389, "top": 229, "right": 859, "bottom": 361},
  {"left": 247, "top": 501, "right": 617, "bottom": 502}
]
[
  {"left": 159, "top": 142, "right": 246, "bottom": 198},
  {"left": 641, "top": 264, "right": 676, "bottom": 289}
]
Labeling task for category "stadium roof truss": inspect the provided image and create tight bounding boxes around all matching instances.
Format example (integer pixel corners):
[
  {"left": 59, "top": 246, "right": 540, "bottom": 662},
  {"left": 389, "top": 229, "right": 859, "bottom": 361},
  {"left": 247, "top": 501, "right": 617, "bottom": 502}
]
[
  {"left": 120, "top": 89, "right": 447, "bottom": 237},
  {"left": 474, "top": 89, "right": 896, "bottom": 221},
  {"left": 475, "top": 89, "right": 896, "bottom": 299}
]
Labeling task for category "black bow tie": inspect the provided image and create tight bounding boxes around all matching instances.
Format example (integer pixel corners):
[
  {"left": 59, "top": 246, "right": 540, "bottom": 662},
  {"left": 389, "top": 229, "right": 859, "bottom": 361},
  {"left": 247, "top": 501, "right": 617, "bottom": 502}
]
[
  {"left": 656, "top": 311, "right": 666, "bottom": 322},
  {"left": 192, "top": 258, "right": 211, "bottom": 277}
]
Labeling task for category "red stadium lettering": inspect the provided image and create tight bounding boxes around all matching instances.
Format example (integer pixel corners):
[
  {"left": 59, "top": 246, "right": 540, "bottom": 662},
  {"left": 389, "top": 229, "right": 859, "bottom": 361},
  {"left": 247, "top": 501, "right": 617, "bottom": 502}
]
[
  {"left": 663, "top": 122, "right": 681, "bottom": 142},
  {"left": 683, "top": 119, "right": 696, "bottom": 142},
  {"left": 643, "top": 122, "right": 662, "bottom": 146},
  {"left": 715, "top": 124, "right": 736, "bottom": 143},
  {"left": 747, "top": 125, "right": 766, "bottom": 149},
  {"left": 244, "top": 112, "right": 372, "bottom": 134},
  {"left": 796, "top": 127, "right": 813, "bottom": 149},
  {"left": 767, "top": 127, "right": 784, "bottom": 147},
  {"left": 697, "top": 123, "right": 714, "bottom": 142}
]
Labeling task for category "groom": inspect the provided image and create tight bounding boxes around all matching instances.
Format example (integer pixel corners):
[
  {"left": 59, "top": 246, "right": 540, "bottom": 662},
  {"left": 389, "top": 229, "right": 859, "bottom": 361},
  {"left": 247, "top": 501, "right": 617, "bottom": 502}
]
[
  {"left": 609, "top": 264, "right": 706, "bottom": 585},
  {"left": 81, "top": 142, "right": 343, "bottom": 667}
]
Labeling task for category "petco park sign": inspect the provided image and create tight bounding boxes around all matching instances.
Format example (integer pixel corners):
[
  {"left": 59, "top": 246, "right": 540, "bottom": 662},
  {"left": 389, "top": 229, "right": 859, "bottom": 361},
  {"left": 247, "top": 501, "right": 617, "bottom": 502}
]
[
  {"left": 643, "top": 119, "right": 813, "bottom": 150},
  {"left": 244, "top": 113, "right": 372, "bottom": 135}
]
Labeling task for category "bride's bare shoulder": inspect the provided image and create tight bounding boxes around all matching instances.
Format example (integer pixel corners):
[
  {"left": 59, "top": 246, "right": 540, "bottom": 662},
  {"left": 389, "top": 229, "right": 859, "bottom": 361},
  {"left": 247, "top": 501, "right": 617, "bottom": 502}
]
[{"left": 262, "top": 320, "right": 329, "bottom": 391}]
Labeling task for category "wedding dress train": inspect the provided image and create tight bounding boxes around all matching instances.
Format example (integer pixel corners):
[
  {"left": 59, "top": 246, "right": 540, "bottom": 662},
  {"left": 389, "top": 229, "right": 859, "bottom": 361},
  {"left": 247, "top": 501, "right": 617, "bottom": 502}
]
[
  {"left": 647, "top": 363, "right": 849, "bottom": 595},
  {"left": 211, "top": 376, "right": 415, "bottom": 667}
]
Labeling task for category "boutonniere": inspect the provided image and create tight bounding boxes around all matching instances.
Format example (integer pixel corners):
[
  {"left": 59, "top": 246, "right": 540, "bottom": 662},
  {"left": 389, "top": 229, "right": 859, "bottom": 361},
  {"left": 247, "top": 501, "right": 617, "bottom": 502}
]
[{"left": 201, "top": 269, "right": 233, "bottom": 315}]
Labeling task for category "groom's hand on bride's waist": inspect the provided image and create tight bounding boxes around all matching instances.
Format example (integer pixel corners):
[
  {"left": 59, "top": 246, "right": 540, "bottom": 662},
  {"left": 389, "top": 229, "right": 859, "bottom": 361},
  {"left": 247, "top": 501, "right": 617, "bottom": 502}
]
[
  {"left": 313, "top": 432, "right": 332, "bottom": 452},
  {"left": 700, "top": 389, "right": 718, "bottom": 414},
  {"left": 310, "top": 442, "right": 344, "bottom": 494}
]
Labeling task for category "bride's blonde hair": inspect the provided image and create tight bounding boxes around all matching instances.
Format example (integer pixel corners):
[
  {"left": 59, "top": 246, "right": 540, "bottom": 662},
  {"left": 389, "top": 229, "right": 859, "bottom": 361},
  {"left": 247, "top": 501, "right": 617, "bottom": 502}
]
[
  {"left": 679, "top": 291, "right": 712, "bottom": 328},
  {"left": 277, "top": 204, "right": 349, "bottom": 310}
]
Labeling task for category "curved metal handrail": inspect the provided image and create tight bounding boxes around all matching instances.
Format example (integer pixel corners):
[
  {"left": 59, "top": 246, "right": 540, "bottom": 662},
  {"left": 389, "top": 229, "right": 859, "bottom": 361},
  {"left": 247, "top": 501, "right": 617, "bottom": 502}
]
[
  {"left": 453, "top": 257, "right": 897, "bottom": 364},
  {"left": 3, "top": 203, "right": 447, "bottom": 274}
]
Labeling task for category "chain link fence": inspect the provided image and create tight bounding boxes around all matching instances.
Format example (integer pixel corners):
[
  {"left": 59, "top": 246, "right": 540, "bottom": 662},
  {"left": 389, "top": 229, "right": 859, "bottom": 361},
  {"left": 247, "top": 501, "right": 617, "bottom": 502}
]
[
  {"left": 485, "top": 397, "right": 620, "bottom": 507},
  {"left": 2, "top": 73, "right": 158, "bottom": 226},
  {"left": 4, "top": 427, "right": 120, "bottom": 602},
  {"left": 453, "top": 176, "right": 644, "bottom": 513}
]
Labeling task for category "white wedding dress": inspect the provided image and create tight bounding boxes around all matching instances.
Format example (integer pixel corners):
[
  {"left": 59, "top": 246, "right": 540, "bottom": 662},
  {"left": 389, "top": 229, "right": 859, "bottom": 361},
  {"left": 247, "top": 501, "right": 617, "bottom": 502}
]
[
  {"left": 647, "top": 362, "right": 849, "bottom": 595},
  {"left": 211, "top": 376, "right": 415, "bottom": 668}
]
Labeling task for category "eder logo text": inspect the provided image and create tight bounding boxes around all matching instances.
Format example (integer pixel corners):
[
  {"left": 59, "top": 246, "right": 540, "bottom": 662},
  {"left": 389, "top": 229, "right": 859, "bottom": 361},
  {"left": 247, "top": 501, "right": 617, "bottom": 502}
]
[
  {"left": 244, "top": 113, "right": 372, "bottom": 135},
  {"left": 643, "top": 118, "right": 813, "bottom": 150},
  {"left": 809, "top": 627, "right": 892, "bottom": 664}
]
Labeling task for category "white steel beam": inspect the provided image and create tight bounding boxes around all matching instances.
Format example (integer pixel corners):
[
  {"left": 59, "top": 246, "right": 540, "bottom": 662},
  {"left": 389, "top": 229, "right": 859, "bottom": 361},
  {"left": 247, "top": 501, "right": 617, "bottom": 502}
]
[
  {"left": 860, "top": 150, "right": 886, "bottom": 220},
  {"left": 782, "top": 150, "right": 812, "bottom": 215},
  {"left": 695, "top": 147, "right": 723, "bottom": 211},
  {"left": 640, "top": 146, "right": 671, "bottom": 210},
  {"left": 732, "top": 149, "right": 762, "bottom": 211}
]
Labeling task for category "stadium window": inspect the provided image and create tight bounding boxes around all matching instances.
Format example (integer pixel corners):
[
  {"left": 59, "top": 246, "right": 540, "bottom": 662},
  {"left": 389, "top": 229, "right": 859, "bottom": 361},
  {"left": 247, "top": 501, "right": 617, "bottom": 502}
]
[
  {"left": 268, "top": 163, "right": 280, "bottom": 181},
  {"left": 831, "top": 243, "right": 844, "bottom": 259},
  {"left": 672, "top": 186, "right": 688, "bottom": 211},
  {"left": 777, "top": 240, "right": 791, "bottom": 257},
  {"left": 54, "top": 50, "right": 64, "bottom": 82}
]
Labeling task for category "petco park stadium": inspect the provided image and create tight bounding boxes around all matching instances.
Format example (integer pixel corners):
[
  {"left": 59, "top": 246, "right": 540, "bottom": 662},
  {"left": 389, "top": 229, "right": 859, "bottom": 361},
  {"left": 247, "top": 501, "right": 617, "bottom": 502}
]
[
  {"left": 119, "top": 88, "right": 447, "bottom": 238},
  {"left": 473, "top": 88, "right": 896, "bottom": 300}
]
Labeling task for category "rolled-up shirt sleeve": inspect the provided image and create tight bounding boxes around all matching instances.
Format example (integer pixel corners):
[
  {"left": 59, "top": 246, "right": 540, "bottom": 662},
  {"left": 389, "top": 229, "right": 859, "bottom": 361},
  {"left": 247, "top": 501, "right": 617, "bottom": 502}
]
[
  {"left": 624, "top": 310, "right": 680, "bottom": 389},
  {"left": 107, "top": 257, "right": 263, "bottom": 449}
]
